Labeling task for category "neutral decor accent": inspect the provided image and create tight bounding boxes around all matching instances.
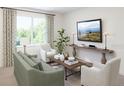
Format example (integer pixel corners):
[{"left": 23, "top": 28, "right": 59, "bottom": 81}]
[
  {"left": 71, "top": 33, "right": 76, "bottom": 57},
  {"left": 81, "top": 57, "right": 121, "bottom": 86},
  {"left": 40, "top": 43, "right": 56, "bottom": 62},
  {"left": 3, "top": 8, "right": 16, "bottom": 67}
]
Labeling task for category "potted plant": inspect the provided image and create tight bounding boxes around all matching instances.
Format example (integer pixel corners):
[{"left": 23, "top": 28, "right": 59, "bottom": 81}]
[{"left": 54, "top": 28, "right": 70, "bottom": 61}]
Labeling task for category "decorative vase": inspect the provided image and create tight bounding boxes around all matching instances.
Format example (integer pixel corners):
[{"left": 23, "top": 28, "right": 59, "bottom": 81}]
[
  {"left": 59, "top": 54, "right": 65, "bottom": 61},
  {"left": 72, "top": 47, "right": 76, "bottom": 58},
  {"left": 101, "top": 53, "right": 107, "bottom": 64},
  {"left": 64, "top": 52, "right": 69, "bottom": 60}
]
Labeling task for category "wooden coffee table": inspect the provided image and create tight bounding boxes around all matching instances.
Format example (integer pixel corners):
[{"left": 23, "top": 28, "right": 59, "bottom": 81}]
[{"left": 51, "top": 58, "right": 93, "bottom": 80}]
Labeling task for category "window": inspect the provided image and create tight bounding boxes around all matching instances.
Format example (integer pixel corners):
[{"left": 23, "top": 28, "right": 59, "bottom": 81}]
[{"left": 16, "top": 13, "right": 47, "bottom": 46}]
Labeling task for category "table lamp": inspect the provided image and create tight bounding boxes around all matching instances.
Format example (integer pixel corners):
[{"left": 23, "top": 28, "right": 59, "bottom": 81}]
[{"left": 104, "top": 31, "right": 111, "bottom": 50}]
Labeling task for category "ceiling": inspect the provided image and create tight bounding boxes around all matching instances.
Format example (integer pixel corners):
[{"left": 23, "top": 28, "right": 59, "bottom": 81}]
[{"left": 30, "top": 7, "right": 81, "bottom": 14}]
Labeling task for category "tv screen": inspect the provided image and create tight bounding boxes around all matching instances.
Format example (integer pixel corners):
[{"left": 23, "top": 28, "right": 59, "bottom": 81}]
[{"left": 77, "top": 19, "right": 102, "bottom": 43}]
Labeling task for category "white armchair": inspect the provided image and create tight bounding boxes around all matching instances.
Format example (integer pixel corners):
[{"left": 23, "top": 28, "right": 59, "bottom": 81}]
[
  {"left": 40, "top": 43, "right": 56, "bottom": 62},
  {"left": 81, "top": 57, "right": 121, "bottom": 86}
]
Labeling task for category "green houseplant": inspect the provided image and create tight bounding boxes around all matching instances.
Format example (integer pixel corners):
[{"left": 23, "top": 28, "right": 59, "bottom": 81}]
[{"left": 54, "top": 28, "right": 70, "bottom": 54}]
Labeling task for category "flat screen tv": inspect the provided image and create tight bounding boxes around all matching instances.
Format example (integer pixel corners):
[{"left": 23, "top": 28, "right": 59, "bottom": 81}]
[{"left": 77, "top": 19, "right": 102, "bottom": 43}]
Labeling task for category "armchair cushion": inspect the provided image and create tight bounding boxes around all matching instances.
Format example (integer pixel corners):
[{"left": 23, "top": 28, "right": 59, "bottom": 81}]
[
  {"left": 40, "top": 43, "right": 56, "bottom": 62},
  {"left": 47, "top": 49, "right": 56, "bottom": 57},
  {"left": 93, "top": 62, "right": 105, "bottom": 69},
  {"left": 41, "top": 43, "right": 51, "bottom": 52}
]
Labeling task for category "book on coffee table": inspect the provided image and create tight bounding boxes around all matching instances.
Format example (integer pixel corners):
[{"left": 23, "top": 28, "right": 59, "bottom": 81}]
[{"left": 64, "top": 60, "right": 78, "bottom": 65}]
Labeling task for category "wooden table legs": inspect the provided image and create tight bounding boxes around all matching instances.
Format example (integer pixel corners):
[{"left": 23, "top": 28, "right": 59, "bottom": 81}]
[
  {"left": 64, "top": 66, "right": 81, "bottom": 80},
  {"left": 65, "top": 68, "right": 68, "bottom": 80}
]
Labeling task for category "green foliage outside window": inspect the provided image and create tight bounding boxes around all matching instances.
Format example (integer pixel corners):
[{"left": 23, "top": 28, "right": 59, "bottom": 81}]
[
  {"left": 16, "top": 21, "right": 46, "bottom": 46},
  {"left": 31, "top": 22, "right": 46, "bottom": 44}
]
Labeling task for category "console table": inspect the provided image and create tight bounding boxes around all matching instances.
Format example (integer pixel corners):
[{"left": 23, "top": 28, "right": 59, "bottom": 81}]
[{"left": 70, "top": 44, "right": 114, "bottom": 64}]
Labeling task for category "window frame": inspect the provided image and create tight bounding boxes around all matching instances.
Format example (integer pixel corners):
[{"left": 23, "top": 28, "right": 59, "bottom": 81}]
[{"left": 16, "top": 11, "right": 48, "bottom": 46}]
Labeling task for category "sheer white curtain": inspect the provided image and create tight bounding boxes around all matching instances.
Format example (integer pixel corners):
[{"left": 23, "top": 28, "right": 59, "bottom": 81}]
[
  {"left": 46, "top": 15, "right": 54, "bottom": 48},
  {"left": 3, "top": 8, "right": 17, "bottom": 67}
]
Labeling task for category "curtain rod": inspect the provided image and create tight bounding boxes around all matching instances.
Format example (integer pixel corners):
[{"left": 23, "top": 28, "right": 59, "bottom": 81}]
[{"left": 1, "top": 7, "right": 55, "bottom": 16}]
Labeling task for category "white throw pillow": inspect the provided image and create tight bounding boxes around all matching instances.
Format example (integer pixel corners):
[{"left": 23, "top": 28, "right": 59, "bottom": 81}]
[{"left": 41, "top": 43, "right": 51, "bottom": 52}]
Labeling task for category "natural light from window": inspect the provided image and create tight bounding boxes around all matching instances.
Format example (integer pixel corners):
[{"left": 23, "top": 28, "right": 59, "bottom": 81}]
[{"left": 16, "top": 15, "right": 47, "bottom": 46}]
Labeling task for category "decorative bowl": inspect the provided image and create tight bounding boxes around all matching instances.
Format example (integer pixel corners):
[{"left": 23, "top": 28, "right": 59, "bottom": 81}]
[{"left": 68, "top": 57, "right": 75, "bottom": 62}]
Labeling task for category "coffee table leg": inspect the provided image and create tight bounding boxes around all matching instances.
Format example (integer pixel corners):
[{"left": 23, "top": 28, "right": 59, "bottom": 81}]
[{"left": 65, "top": 67, "right": 67, "bottom": 80}]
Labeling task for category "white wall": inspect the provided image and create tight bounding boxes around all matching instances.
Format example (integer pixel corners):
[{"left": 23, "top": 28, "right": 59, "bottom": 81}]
[
  {"left": 63, "top": 8, "right": 124, "bottom": 75},
  {"left": 54, "top": 13, "right": 64, "bottom": 40},
  {"left": 0, "top": 9, "right": 3, "bottom": 67}
]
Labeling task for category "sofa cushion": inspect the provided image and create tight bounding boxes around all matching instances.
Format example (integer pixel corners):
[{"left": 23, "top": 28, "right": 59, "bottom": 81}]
[
  {"left": 18, "top": 51, "right": 42, "bottom": 70},
  {"left": 41, "top": 43, "right": 51, "bottom": 52},
  {"left": 29, "top": 57, "right": 43, "bottom": 71}
]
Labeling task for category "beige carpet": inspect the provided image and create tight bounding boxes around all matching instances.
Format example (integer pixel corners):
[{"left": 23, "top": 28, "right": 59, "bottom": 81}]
[
  {"left": 0, "top": 67, "right": 124, "bottom": 86},
  {"left": 0, "top": 67, "right": 17, "bottom": 86}
]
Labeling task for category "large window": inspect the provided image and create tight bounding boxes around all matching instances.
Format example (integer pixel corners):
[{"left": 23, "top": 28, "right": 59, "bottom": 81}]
[{"left": 16, "top": 13, "right": 47, "bottom": 46}]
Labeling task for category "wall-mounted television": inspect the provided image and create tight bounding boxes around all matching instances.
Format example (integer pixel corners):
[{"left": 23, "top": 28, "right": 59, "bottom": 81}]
[{"left": 77, "top": 19, "right": 102, "bottom": 43}]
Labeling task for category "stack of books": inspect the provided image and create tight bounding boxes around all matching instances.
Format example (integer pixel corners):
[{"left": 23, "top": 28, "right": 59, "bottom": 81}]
[{"left": 64, "top": 60, "right": 78, "bottom": 65}]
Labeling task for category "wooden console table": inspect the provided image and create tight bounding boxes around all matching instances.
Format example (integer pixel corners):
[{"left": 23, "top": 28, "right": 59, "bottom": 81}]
[{"left": 70, "top": 44, "right": 114, "bottom": 64}]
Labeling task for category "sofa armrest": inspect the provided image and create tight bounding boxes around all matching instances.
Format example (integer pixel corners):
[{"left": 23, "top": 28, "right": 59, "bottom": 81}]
[
  {"left": 81, "top": 66, "right": 101, "bottom": 77},
  {"left": 50, "top": 49, "right": 56, "bottom": 54},
  {"left": 28, "top": 68, "right": 64, "bottom": 86},
  {"left": 93, "top": 62, "right": 105, "bottom": 69}
]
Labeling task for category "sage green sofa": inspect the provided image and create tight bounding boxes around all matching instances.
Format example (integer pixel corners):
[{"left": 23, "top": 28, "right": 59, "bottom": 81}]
[{"left": 13, "top": 51, "right": 64, "bottom": 86}]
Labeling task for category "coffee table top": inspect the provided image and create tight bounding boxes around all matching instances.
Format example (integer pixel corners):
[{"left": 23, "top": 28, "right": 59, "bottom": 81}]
[{"left": 51, "top": 58, "right": 93, "bottom": 70}]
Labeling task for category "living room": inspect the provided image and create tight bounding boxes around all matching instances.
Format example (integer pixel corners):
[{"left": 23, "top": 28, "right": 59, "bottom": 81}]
[{"left": 0, "top": 7, "right": 124, "bottom": 86}]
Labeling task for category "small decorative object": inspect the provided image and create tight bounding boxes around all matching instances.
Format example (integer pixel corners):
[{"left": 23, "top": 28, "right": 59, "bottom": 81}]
[
  {"left": 59, "top": 54, "right": 65, "bottom": 61},
  {"left": 72, "top": 47, "right": 76, "bottom": 58},
  {"left": 54, "top": 54, "right": 60, "bottom": 59},
  {"left": 64, "top": 60, "right": 78, "bottom": 65},
  {"left": 101, "top": 53, "right": 107, "bottom": 64},
  {"left": 68, "top": 57, "right": 75, "bottom": 62},
  {"left": 71, "top": 32, "right": 76, "bottom": 57},
  {"left": 64, "top": 52, "right": 69, "bottom": 60},
  {"left": 54, "top": 28, "right": 70, "bottom": 54}
]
